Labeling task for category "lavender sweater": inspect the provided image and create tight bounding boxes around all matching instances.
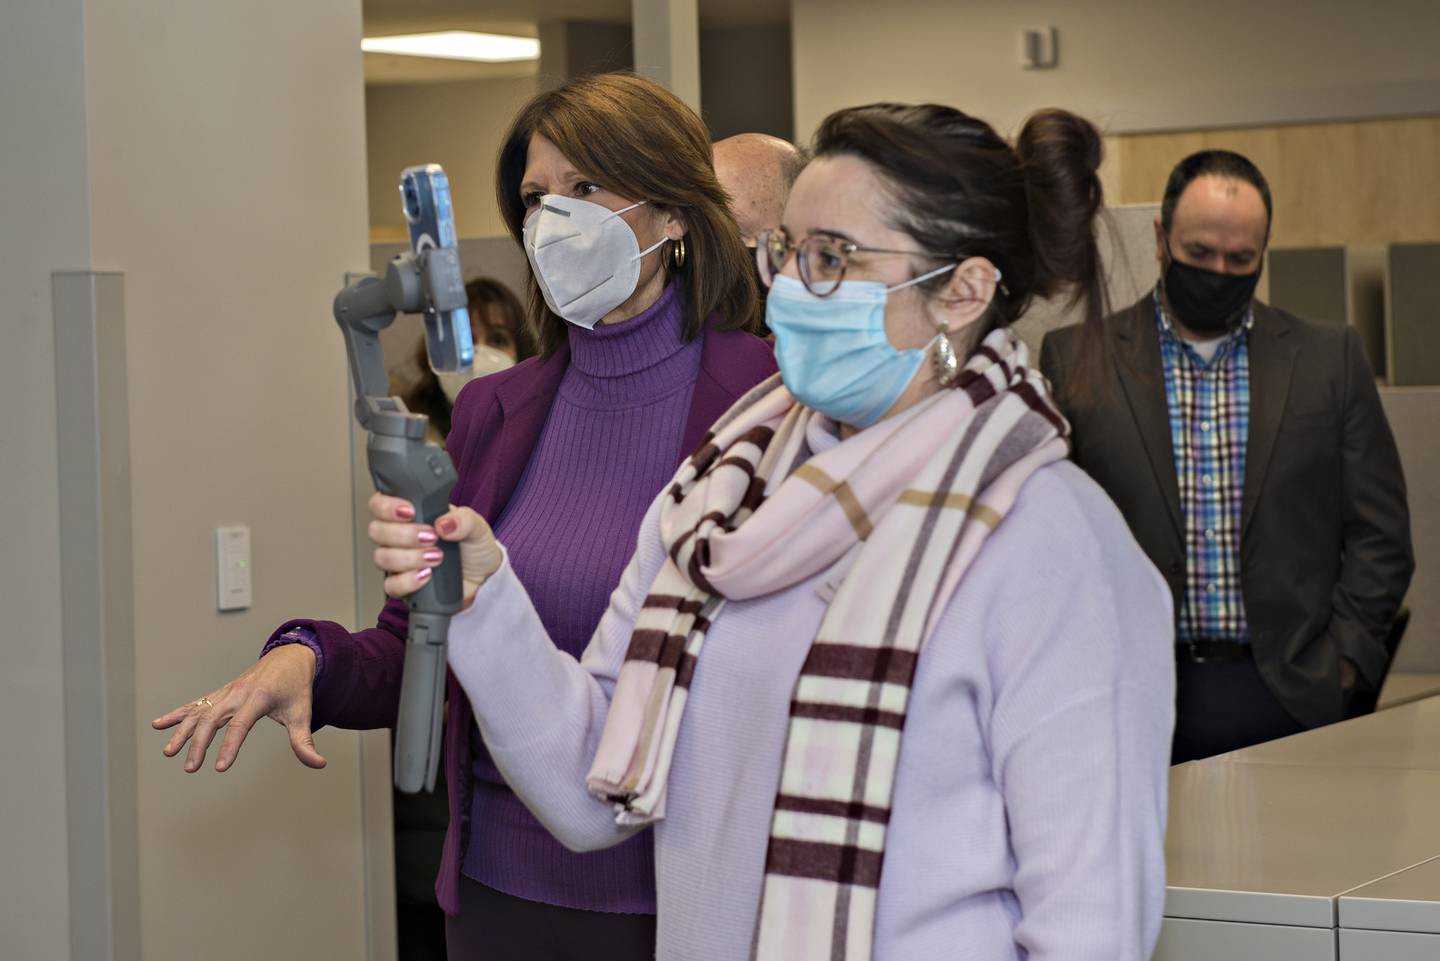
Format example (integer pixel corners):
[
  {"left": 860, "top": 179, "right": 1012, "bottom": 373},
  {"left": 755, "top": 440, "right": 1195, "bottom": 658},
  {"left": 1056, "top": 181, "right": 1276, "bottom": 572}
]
[{"left": 448, "top": 443, "right": 1176, "bottom": 959}]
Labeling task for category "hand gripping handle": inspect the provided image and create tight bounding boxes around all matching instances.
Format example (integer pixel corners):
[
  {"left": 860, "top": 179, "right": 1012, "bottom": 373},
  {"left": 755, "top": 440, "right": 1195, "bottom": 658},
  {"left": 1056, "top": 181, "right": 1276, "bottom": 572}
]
[{"left": 367, "top": 428, "right": 463, "bottom": 792}]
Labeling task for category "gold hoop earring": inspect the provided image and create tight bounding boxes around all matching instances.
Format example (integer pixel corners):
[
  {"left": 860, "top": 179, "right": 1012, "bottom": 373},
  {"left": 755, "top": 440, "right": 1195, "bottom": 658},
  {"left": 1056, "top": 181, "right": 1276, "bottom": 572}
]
[{"left": 669, "top": 237, "right": 687, "bottom": 269}]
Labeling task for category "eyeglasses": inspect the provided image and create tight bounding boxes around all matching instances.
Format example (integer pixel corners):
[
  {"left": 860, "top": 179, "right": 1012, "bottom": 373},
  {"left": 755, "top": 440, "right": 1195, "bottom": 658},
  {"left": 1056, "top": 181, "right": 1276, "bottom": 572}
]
[{"left": 755, "top": 227, "right": 961, "bottom": 297}]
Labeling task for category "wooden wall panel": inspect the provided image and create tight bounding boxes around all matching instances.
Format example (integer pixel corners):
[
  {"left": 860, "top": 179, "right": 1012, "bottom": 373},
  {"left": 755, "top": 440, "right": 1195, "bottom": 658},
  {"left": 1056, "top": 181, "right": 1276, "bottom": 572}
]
[{"left": 1114, "top": 116, "right": 1440, "bottom": 248}]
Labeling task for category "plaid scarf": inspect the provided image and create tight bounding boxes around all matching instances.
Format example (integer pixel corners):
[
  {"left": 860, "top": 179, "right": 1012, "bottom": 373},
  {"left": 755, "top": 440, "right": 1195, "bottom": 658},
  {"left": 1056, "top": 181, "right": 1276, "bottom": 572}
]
[{"left": 587, "top": 328, "right": 1069, "bottom": 961}]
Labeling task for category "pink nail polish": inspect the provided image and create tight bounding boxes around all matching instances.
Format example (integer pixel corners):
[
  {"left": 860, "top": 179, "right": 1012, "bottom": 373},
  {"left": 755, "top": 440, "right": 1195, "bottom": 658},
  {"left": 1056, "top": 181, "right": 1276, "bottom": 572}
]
[
  {"left": 416, "top": 567, "right": 433, "bottom": 583},
  {"left": 422, "top": 549, "right": 443, "bottom": 564},
  {"left": 396, "top": 504, "right": 415, "bottom": 520},
  {"left": 416, "top": 529, "right": 437, "bottom": 544}
]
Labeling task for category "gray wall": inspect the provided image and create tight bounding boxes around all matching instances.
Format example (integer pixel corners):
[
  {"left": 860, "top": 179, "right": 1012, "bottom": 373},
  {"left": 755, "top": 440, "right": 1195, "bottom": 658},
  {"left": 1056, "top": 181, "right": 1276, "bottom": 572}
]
[
  {"left": 1267, "top": 246, "right": 1390, "bottom": 377},
  {"left": 792, "top": 0, "right": 1440, "bottom": 140},
  {"left": 701, "top": 23, "right": 794, "bottom": 141},
  {"left": 0, "top": 2, "right": 91, "bottom": 957},
  {"left": 367, "top": 75, "right": 540, "bottom": 239},
  {"left": 538, "top": 18, "right": 635, "bottom": 90},
  {"left": 2, "top": 0, "right": 381, "bottom": 957},
  {"left": 1268, "top": 247, "right": 1350, "bottom": 326},
  {"left": 1387, "top": 243, "right": 1440, "bottom": 387}
]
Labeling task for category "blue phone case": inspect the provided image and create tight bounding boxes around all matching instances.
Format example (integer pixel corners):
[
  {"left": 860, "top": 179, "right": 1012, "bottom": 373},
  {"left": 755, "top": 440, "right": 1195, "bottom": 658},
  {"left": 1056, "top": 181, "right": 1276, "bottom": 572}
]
[{"left": 400, "top": 164, "right": 474, "bottom": 373}]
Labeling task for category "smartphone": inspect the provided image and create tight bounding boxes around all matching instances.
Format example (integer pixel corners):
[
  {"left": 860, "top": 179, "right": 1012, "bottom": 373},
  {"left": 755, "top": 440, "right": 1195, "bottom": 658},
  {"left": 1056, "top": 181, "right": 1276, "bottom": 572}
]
[{"left": 399, "top": 164, "right": 474, "bottom": 373}]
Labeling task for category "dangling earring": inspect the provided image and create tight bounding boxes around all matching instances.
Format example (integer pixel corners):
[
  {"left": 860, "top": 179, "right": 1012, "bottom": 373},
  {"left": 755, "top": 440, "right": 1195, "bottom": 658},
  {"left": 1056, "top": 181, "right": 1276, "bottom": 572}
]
[
  {"left": 668, "top": 237, "right": 687, "bottom": 269},
  {"left": 932, "top": 321, "right": 960, "bottom": 387}
]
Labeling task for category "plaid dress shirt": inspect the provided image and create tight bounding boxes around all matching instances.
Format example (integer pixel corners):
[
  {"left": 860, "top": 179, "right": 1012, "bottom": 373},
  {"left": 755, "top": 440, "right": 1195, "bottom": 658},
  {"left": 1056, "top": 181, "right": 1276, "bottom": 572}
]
[{"left": 1155, "top": 293, "right": 1253, "bottom": 643}]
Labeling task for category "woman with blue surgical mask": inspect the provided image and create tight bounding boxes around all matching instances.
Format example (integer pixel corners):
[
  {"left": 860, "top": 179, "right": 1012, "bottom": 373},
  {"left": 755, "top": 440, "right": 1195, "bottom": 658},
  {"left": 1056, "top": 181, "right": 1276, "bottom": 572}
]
[
  {"left": 365, "top": 103, "right": 1175, "bottom": 961},
  {"left": 153, "top": 72, "right": 775, "bottom": 960}
]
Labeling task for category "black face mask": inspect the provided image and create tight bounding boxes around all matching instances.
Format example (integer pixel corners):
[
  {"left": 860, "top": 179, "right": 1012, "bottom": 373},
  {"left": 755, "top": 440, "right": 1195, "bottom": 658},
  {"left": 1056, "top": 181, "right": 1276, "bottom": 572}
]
[{"left": 1161, "top": 248, "right": 1261, "bottom": 336}]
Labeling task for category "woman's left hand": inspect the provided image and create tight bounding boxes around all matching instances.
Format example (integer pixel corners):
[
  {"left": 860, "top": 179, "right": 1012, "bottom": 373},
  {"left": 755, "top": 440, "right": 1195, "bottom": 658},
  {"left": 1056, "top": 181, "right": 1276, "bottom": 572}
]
[{"left": 368, "top": 493, "right": 504, "bottom": 608}]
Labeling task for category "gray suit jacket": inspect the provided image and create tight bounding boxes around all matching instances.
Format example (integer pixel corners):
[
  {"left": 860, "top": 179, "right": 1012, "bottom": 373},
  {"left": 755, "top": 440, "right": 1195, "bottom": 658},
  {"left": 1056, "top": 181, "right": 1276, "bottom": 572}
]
[{"left": 1041, "top": 294, "right": 1413, "bottom": 727}]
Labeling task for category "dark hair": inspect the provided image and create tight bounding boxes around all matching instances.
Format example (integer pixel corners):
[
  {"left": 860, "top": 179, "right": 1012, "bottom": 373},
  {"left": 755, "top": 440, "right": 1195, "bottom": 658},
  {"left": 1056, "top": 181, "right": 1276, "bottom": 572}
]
[
  {"left": 811, "top": 104, "right": 1107, "bottom": 393},
  {"left": 496, "top": 72, "right": 759, "bottom": 356},
  {"left": 465, "top": 276, "right": 533, "bottom": 360},
  {"left": 1160, "top": 150, "right": 1272, "bottom": 235},
  {"left": 399, "top": 339, "right": 454, "bottom": 440}
]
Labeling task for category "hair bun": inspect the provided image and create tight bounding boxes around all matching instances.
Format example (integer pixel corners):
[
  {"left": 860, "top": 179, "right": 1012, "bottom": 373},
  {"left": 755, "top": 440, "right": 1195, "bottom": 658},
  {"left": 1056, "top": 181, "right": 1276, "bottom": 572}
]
[
  {"left": 1015, "top": 108, "right": 1104, "bottom": 299},
  {"left": 1017, "top": 108, "right": 1103, "bottom": 178}
]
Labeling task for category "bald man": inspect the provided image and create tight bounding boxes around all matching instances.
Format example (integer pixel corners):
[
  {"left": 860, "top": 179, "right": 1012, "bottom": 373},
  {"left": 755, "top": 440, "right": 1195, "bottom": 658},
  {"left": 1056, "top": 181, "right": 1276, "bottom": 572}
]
[{"left": 713, "top": 133, "right": 806, "bottom": 246}]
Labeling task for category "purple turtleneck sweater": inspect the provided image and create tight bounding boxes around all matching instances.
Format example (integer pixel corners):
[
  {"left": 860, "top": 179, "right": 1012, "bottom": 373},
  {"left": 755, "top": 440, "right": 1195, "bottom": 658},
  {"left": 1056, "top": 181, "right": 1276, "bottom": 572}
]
[{"left": 461, "top": 283, "right": 700, "bottom": 913}]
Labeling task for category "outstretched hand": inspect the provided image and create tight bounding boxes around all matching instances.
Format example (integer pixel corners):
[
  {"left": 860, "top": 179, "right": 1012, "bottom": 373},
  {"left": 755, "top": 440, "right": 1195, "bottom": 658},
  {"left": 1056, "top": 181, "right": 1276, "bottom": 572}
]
[{"left": 151, "top": 644, "right": 325, "bottom": 773}]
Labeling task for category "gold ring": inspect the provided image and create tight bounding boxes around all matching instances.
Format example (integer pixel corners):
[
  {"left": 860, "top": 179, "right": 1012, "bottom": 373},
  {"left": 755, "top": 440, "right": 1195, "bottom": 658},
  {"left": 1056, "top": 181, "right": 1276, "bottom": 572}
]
[{"left": 196, "top": 696, "right": 214, "bottom": 709}]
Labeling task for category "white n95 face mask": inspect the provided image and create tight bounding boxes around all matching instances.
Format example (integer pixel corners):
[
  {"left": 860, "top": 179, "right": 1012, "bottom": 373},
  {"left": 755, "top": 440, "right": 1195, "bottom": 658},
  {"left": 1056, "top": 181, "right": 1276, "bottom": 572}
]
[
  {"left": 437, "top": 345, "right": 515, "bottom": 404},
  {"left": 522, "top": 195, "right": 667, "bottom": 330}
]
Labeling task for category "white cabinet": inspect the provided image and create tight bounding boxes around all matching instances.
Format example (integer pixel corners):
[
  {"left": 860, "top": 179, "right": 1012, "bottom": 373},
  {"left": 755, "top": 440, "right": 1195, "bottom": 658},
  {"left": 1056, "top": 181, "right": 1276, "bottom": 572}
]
[
  {"left": 1339, "top": 930, "right": 1440, "bottom": 961},
  {"left": 1155, "top": 917, "right": 1335, "bottom": 961},
  {"left": 1338, "top": 856, "right": 1440, "bottom": 961},
  {"left": 1160, "top": 700, "right": 1440, "bottom": 961}
]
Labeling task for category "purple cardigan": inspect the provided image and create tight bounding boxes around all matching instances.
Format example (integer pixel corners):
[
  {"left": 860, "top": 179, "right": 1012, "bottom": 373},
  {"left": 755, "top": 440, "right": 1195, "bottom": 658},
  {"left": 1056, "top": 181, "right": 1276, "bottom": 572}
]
[{"left": 265, "top": 322, "right": 776, "bottom": 915}]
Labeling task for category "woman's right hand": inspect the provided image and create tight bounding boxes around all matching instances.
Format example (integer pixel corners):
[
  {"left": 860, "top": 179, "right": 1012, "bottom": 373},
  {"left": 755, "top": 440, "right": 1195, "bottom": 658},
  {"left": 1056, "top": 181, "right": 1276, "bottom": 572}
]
[
  {"left": 151, "top": 643, "right": 325, "bottom": 773},
  {"left": 368, "top": 493, "right": 503, "bottom": 608}
]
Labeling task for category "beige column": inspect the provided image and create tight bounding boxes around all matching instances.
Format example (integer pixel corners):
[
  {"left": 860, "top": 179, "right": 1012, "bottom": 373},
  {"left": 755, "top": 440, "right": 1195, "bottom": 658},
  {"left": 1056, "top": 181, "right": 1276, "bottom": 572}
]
[{"left": 632, "top": 0, "right": 700, "bottom": 110}]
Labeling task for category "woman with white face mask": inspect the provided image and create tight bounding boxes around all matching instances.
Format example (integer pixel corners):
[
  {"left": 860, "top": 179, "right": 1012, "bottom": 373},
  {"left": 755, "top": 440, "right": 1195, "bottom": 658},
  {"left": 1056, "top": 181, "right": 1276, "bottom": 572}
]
[
  {"left": 153, "top": 72, "right": 775, "bottom": 959},
  {"left": 368, "top": 103, "right": 1176, "bottom": 960},
  {"left": 397, "top": 276, "right": 531, "bottom": 447}
]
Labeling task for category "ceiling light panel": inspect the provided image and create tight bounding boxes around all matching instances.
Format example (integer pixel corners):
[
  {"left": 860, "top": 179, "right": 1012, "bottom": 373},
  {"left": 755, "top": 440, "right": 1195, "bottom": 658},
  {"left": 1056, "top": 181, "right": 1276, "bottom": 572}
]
[{"left": 361, "top": 31, "right": 540, "bottom": 63}]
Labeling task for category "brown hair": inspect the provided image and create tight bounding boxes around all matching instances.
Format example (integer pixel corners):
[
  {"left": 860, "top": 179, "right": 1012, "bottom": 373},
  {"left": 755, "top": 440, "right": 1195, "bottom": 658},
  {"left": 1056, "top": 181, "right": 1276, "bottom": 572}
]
[
  {"left": 465, "top": 276, "right": 533, "bottom": 360},
  {"left": 496, "top": 72, "right": 759, "bottom": 356},
  {"left": 811, "top": 104, "right": 1108, "bottom": 400}
]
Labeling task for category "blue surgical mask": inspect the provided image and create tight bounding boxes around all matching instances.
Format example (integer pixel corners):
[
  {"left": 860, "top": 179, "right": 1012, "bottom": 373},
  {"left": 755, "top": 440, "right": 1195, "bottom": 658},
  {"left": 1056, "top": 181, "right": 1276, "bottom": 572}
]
[{"left": 765, "top": 267, "right": 955, "bottom": 428}]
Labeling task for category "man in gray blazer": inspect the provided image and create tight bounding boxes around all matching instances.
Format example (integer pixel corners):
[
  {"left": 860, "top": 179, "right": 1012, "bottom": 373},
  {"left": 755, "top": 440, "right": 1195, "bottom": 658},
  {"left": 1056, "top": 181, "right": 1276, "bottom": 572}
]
[{"left": 1042, "top": 150, "right": 1413, "bottom": 763}]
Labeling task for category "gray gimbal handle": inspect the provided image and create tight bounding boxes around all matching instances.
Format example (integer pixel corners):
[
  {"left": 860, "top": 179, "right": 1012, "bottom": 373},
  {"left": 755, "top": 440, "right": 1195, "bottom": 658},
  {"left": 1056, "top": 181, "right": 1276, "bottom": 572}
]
[{"left": 333, "top": 247, "right": 467, "bottom": 793}]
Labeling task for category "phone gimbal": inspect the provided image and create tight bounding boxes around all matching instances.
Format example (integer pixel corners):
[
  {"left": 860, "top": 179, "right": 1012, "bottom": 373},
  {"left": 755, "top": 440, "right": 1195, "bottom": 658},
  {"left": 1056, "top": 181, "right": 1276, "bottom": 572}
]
[{"left": 333, "top": 246, "right": 468, "bottom": 793}]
